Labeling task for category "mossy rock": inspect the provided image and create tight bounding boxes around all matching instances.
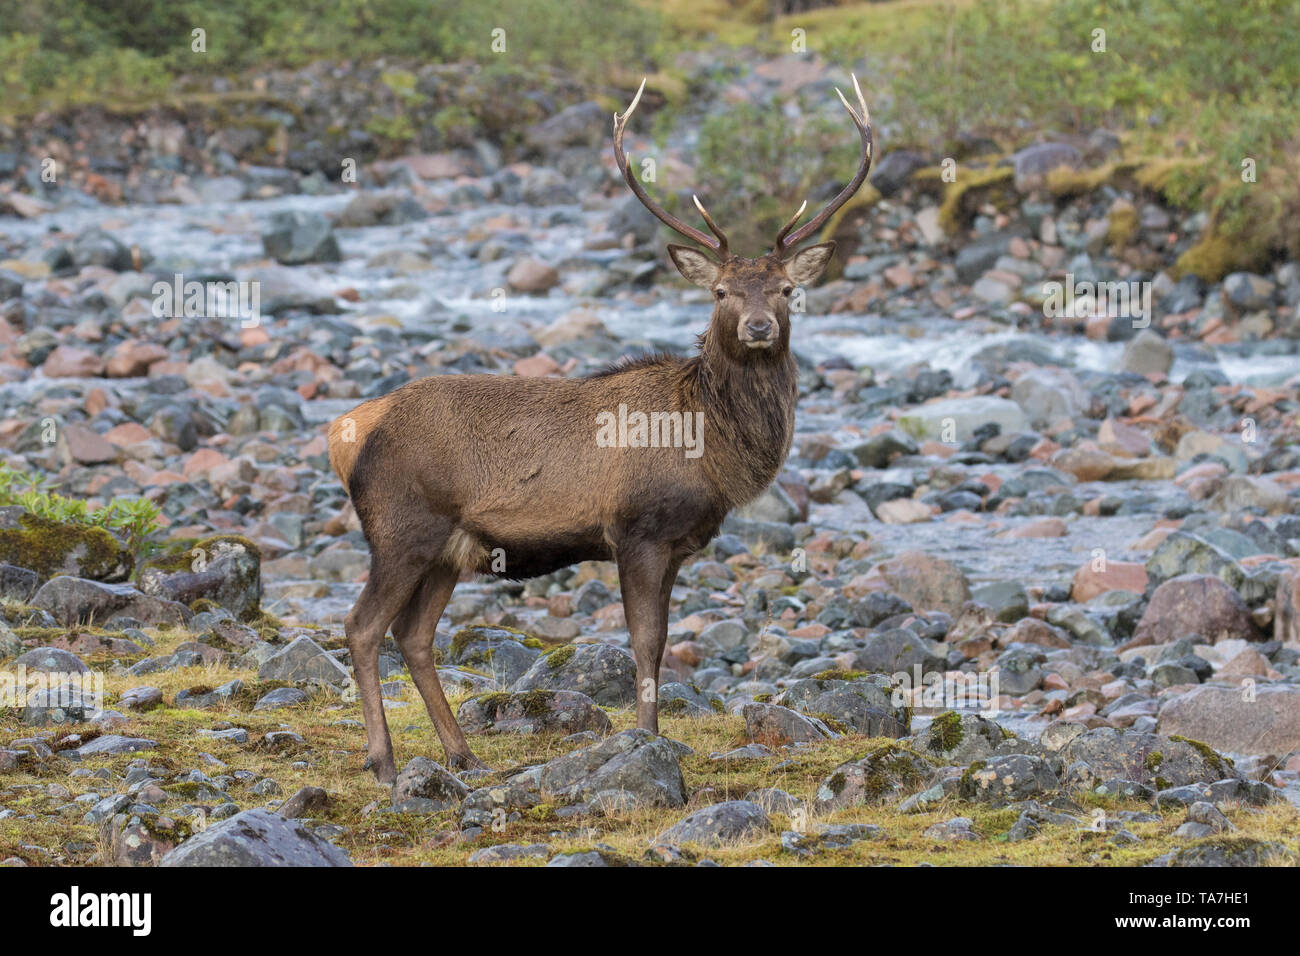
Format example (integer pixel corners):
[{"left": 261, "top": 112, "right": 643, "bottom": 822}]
[
  {"left": 139, "top": 535, "right": 261, "bottom": 621},
  {"left": 0, "top": 508, "right": 132, "bottom": 582},
  {"left": 818, "top": 187, "right": 883, "bottom": 280},
  {"left": 813, "top": 742, "right": 937, "bottom": 810},
  {"left": 457, "top": 688, "right": 613, "bottom": 736},
  {"left": 938, "top": 166, "right": 1015, "bottom": 235}
]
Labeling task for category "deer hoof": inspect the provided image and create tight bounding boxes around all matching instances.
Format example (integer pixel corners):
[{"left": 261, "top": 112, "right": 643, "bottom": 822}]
[
  {"left": 363, "top": 754, "right": 397, "bottom": 785},
  {"left": 448, "top": 751, "right": 490, "bottom": 773}
]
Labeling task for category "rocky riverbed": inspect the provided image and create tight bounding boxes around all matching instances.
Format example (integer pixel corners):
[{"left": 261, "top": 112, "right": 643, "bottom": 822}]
[{"left": 0, "top": 56, "right": 1298, "bottom": 867}]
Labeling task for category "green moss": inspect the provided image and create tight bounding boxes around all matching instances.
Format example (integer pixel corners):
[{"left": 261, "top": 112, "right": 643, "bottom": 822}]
[
  {"left": 545, "top": 643, "right": 577, "bottom": 670},
  {"left": 0, "top": 512, "right": 130, "bottom": 580},
  {"left": 708, "top": 697, "right": 726, "bottom": 714},
  {"left": 827, "top": 771, "right": 847, "bottom": 796},
  {"left": 938, "top": 166, "right": 1015, "bottom": 235},
  {"left": 1144, "top": 750, "right": 1164, "bottom": 771},
  {"left": 1175, "top": 231, "right": 1270, "bottom": 283},
  {"left": 1106, "top": 201, "right": 1139, "bottom": 249},
  {"left": 808, "top": 711, "right": 852, "bottom": 736},
  {"left": 811, "top": 669, "right": 870, "bottom": 681},
  {"left": 752, "top": 693, "right": 772, "bottom": 704},
  {"left": 928, "top": 710, "right": 964, "bottom": 752},
  {"left": 1170, "top": 735, "right": 1233, "bottom": 771}
]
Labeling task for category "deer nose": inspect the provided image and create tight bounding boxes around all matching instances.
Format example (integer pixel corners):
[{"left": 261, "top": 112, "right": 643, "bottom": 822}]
[{"left": 745, "top": 319, "right": 772, "bottom": 339}]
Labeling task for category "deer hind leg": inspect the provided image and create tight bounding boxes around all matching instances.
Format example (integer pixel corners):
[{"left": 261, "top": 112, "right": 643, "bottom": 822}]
[
  {"left": 617, "top": 542, "right": 680, "bottom": 734},
  {"left": 346, "top": 521, "right": 448, "bottom": 784},
  {"left": 391, "top": 565, "right": 488, "bottom": 772}
]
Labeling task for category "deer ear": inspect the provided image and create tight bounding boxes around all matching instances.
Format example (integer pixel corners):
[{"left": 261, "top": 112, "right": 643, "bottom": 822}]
[
  {"left": 667, "top": 244, "right": 721, "bottom": 288},
  {"left": 784, "top": 241, "right": 836, "bottom": 285}
]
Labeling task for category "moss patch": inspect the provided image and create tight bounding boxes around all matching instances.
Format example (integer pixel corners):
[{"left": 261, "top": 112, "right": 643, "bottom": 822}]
[{"left": 0, "top": 512, "right": 131, "bottom": 581}]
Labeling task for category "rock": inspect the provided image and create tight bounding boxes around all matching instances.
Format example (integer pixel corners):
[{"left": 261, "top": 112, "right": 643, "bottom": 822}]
[
  {"left": 22, "top": 682, "right": 99, "bottom": 725},
  {"left": 334, "top": 191, "right": 428, "bottom": 228},
  {"left": 775, "top": 675, "right": 910, "bottom": 736},
  {"left": 653, "top": 800, "right": 770, "bottom": 847},
  {"left": 870, "top": 150, "right": 929, "bottom": 196},
  {"left": 1145, "top": 532, "right": 1244, "bottom": 592},
  {"left": 0, "top": 563, "right": 39, "bottom": 603},
  {"left": 855, "top": 628, "right": 945, "bottom": 677},
  {"left": 814, "top": 744, "right": 937, "bottom": 810},
  {"left": 1013, "top": 142, "right": 1082, "bottom": 192},
  {"left": 257, "top": 636, "right": 350, "bottom": 687},
  {"left": 506, "top": 258, "right": 559, "bottom": 293},
  {"left": 1011, "top": 367, "right": 1091, "bottom": 426},
  {"left": 73, "top": 735, "right": 156, "bottom": 758},
  {"left": 1059, "top": 727, "right": 1235, "bottom": 788},
  {"left": 119, "top": 686, "right": 162, "bottom": 711},
  {"left": 42, "top": 344, "right": 105, "bottom": 378},
  {"left": 392, "top": 757, "right": 470, "bottom": 810},
  {"left": 959, "top": 754, "right": 1059, "bottom": 804},
  {"left": 1120, "top": 329, "right": 1173, "bottom": 376},
  {"left": 160, "top": 808, "right": 352, "bottom": 866},
  {"left": 1277, "top": 567, "right": 1300, "bottom": 643},
  {"left": 276, "top": 786, "right": 331, "bottom": 819},
  {"left": 62, "top": 424, "right": 116, "bottom": 465},
  {"left": 139, "top": 536, "right": 262, "bottom": 621},
  {"left": 523, "top": 101, "right": 607, "bottom": 153},
  {"left": 1208, "top": 475, "right": 1289, "bottom": 515},
  {"left": 918, "top": 711, "right": 1005, "bottom": 765},
  {"left": 262, "top": 210, "right": 341, "bottom": 264},
  {"left": 924, "top": 816, "right": 979, "bottom": 841},
  {"left": 468, "top": 843, "right": 552, "bottom": 864},
  {"left": 1152, "top": 840, "right": 1296, "bottom": 868},
  {"left": 458, "top": 689, "right": 612, "bottom": 736},
  {"left": 253, "top": 687, "right": 309, "bottom": 711},
  {"left": 1186, "top": 801, "right": 1234, "bottom": 833},
  {"left": 512, "top": 643, "right": 636, "bottom": 707},
  {"left": 11, "top": 646, "right": 91, "bottom": 675},
  {"left": 446, "top": 626, "right": 543, "bottom": 685},
  {"left": 1130, "top": 574, "right": 1256, "bottom": 646},
  {"left": 1222, "top": 272, "right": 1275, "bottom": 311},
  {"left": 742, "top": 703, "right": 835, "bottom": 746},
  {"left": 897, "top": 396, "right": 1028, "bottom": 443},
  {"left": 31, "top": 577, "right": 189, "bottom": 627},
  {"left": 1071, "top": 561, "right": 1147, "bottom": 601},
  {"left": 872, "top": 551, "right": 971, "bottom": 617},
  {"left": 0, "top": 509, "right": 132, "bottom": 581},
  {"left": 539, "top": 728, "right": 686, "bottom": 807},
  {"left": 1156, "top": 684, "right": 1300, "bottom": 756}
]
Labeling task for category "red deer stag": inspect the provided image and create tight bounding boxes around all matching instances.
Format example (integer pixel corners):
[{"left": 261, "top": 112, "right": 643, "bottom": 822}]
[{"left": 329, "top": 75, "right": 873, "bottom": 782}]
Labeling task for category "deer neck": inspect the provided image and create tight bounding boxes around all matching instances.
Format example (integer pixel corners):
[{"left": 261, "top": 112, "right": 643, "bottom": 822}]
[{"left": 690, "top": 325, "right": 798, "bottom": 508}]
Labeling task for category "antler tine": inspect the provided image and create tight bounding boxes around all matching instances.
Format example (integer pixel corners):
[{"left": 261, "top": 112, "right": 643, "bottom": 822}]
[
  {"left": 692, "top": 195, "right": 729, "bottom": 259},
  {"left": 773, "top": 199, "right": 808, "bottom": 250},
  {"left": 613, "top": 78, "right": 724, "bottom": 256},
  {"left": 774, "top": 72, "right": 874, "bottom": 254}
]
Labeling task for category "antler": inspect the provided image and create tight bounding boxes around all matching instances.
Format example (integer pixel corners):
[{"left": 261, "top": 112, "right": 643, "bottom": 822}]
[
  {"left": 773, "top": 73, "right": 874, "bottom": 254},
  {"left": 613, "top": 78, "right": 729, "bottom": 259}
]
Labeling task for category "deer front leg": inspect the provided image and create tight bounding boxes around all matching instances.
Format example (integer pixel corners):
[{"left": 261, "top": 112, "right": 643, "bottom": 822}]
[{"left": 617, "top": 543, "right": 678, "bottom": 733}]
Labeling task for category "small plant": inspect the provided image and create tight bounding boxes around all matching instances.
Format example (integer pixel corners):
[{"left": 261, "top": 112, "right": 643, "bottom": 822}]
[{"left": 0, "top": 464, "right": 163, "bottom": 576}]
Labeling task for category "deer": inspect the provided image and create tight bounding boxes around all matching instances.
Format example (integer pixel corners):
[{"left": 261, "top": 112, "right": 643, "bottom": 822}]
[{"left": 328, "top": 75, "right": 873, "bottom": 783}]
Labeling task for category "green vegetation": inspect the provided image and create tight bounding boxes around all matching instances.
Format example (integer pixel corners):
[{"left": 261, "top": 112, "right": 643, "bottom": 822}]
[
  {"left": 0, "top": 465, "right": 162, "bottom": 577},
  {"left": 0, "top": 0, "right": 662, "bottom": 118}
]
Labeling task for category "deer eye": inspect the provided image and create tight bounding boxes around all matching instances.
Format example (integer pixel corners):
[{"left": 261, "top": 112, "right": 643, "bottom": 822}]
[
  {"left": 782, "top": 286, "right": 794, "bottom": 297},
  {"left": 714, "top": 289, "right": 727, "bottom": 300}
]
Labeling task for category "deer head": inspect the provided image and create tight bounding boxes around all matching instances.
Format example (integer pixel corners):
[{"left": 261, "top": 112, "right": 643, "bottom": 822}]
[{"left": 613, "top": 75, "right": 873, "bottom": 357}]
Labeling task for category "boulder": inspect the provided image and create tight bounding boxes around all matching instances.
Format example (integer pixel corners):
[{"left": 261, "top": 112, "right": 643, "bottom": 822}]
[{"left": 160, "top": 808, "right": 352, "bottom": 866}]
